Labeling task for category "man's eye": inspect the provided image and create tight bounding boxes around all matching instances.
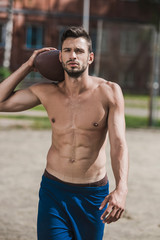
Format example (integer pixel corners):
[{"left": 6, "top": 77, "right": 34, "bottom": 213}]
[{"left": 76, "top": 49, "right": 84, "bottom": 53}]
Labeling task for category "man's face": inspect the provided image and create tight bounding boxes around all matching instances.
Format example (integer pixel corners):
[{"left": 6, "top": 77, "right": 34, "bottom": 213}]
[{"left": 59, "top": 37, "right": 93, "bottom": 78}]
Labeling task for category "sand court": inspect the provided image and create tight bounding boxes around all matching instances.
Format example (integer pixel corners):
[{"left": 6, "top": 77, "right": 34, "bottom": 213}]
[{"left": 0, "top": 128, "right": 159, "bottom": 240}]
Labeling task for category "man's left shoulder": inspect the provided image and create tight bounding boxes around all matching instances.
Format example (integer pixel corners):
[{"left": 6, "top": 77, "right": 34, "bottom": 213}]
[
  {"left": 102, "top": 81, "right": 124, "bottom": 107},
  {"left": 100, "top": 78, "right": 121, "bottom": 91},
  {"left": 92, "top": 77, "right": 122, "bottom": 97}
]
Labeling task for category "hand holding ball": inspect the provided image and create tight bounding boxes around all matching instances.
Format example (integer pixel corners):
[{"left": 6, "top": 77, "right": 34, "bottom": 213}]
[{"left": 34, "top": 50, "right": 64, "bottom": 82}]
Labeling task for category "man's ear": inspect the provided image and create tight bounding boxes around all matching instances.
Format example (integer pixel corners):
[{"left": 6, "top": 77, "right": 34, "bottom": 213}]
[
  {"left": 88, "top": 52, "right": 94, "bottom": 65},
  {"left": 59, "top": 51, "right": 62, "bottom": 62}
]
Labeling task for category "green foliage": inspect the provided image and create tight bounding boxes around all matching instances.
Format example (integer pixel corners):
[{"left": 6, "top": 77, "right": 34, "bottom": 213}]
[
  {"left": 125, "top": 115, "right": 160, "bottom": 128},
  {"left": 32, "top": 105, "right": 46, "bottom": 111},
  {"left": 125, "top": 115, "right": 148, "bottom": 128},
  {"left": 0, "top": 67, "right": 11, "bottom": 82}
]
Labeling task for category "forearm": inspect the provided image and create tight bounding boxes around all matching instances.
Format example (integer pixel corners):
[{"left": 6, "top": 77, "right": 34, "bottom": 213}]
[
  {"left": 110, "top": 141, "right": 129, "bottom": 193},
  {"left": 100, "top": 140, "right": 128, "bottom": 224},
  {"left": 0, "top": 62, "right": 32, "bottom": 103}
]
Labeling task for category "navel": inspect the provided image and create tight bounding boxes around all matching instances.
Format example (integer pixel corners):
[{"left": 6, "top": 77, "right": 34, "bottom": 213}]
[
  {"left": 70, "top": 159, "right": 75, "bottom": 163},
  {"left": 93, "top": 122, "right": 99, "bottom": 127}
]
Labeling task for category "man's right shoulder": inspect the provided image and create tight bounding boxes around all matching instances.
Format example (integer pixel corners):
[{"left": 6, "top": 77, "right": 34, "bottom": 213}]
[{"left": 29, "top": 82, "right": 58, "bottom": 96}]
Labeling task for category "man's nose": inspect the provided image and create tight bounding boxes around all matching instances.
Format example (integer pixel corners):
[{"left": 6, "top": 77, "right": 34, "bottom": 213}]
[{"left": 70, "top": 51, "right": 77, "bottom": 59}]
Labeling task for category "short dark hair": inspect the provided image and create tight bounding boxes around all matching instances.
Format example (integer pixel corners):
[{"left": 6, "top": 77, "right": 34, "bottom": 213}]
[{"left": 61, "top": 26, "right": 92, "bottom": 53}]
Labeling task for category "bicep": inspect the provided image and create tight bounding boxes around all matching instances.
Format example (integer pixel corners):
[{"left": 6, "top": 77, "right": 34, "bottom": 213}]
[
  {"left": 108, "top": 84, "right": 126, "bottom": 146},
  {"left": 0, "top": 88, "right": 41, "bottom": 112}
]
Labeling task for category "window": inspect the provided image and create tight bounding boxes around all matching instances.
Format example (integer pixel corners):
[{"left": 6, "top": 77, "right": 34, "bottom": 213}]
[
  {"left": 120, "top": 30, "right": 138, "bottom": 55},
  {"left": 0, "top": 23, "right": 5, "bottom": 47},
  {"left": 26, "top": 25, "right": 44, "bottom": 49}
]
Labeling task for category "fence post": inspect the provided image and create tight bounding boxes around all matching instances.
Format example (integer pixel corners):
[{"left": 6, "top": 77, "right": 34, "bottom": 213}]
[{"left": 3, "top": 0, "right": 14, "bottom": 69}]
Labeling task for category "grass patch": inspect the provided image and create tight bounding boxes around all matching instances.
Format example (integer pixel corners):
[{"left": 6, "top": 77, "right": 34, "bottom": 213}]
[
  {"left": 124, "top": 94, "right": 149, "bottom": 101},
  {"left": 125, "top": 115, "right": 160, "bottom": 128},
  {"left": 124, "top": 94, "right": 160, "bottom": 109},
  {"left": 32, "top": 105, "right": 46, "bottom": 111},
  {"left": 125, "top": 115, "right": 148, "bottom": 128},
  {"left": 0, "top": 115, "right": 51, "bottom": 129},
  {"left": 124, "top": 95, "right": 149, "bottom": 109}
]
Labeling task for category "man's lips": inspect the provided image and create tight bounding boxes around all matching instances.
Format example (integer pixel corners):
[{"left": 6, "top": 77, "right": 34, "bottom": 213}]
[
  {"left": 69, "top": 63, "right": 78, "bottom": 67},
  {"left": 67, "top": 61, "right": 79, "bottom": 66}
]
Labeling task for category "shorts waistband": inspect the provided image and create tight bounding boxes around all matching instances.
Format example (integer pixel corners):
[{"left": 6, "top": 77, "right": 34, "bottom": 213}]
[{"left": 44, "top": 169, "right": 108, "bottom": 187}]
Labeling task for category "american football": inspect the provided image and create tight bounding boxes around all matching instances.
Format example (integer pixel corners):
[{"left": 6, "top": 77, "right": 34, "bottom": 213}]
[{"left": 34, "top": 50, "right": 64, "bottom": 82}]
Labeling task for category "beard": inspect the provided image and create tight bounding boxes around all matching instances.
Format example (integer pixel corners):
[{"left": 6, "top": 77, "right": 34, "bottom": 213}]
[{"left": 61, "top": 61, "right": 88, "bottom": 78}]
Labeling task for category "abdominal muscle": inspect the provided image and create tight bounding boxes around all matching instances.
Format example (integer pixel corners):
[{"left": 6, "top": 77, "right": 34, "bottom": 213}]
[{"left": 45, "top": 128, "right": 107, "bottom": 184}]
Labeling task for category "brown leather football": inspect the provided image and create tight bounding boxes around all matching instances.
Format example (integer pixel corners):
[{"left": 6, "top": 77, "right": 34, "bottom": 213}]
[{"left": 34, "top": 50, "right": 64, "bottom": 82}]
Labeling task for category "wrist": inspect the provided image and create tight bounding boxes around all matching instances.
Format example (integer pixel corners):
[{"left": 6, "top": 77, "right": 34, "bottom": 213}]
[
  {"left": 116, "top": 183, "right": 128, "bottom": 195},
  {"left": 22, "top": 61, "right": 34, "bottom": 73}
]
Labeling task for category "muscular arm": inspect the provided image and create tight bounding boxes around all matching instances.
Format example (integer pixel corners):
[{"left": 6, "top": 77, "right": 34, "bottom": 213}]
[
  {"left": 0, "top": 47, "right": 54, "bottom": 112},
  {"left": 108, "top": 83, "right": 128, "bottom": 192},
  {"left": 100, "top": 83, "right": 129, "bottom": 224},
  {"left": 0, "top": 62, "right": 41, "bottom": 112}
]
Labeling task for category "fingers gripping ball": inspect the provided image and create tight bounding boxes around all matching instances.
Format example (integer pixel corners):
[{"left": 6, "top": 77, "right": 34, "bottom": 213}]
[{"left": 34, "top": 50, "right": 64, "bottom": 82}]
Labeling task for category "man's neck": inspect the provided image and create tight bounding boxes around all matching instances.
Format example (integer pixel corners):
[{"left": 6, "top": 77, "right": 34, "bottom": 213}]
[{"left": 63, "top": 72, "right": 92, "bottom": 97}]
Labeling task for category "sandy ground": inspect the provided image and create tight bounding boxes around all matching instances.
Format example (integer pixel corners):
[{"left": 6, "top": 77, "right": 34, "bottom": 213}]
[{"left": 0, "top": 128, "right": 160, "bottom": 240}]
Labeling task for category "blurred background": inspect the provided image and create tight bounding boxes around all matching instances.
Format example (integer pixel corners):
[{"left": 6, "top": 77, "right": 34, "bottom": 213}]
[{"left": 0, "top": 0, "right": 160, "bottom": 128}]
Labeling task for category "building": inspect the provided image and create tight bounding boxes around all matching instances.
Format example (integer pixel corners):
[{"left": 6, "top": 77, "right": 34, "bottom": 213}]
[{"left": 0, "top": 0, "right": 160, "bottom": 93}]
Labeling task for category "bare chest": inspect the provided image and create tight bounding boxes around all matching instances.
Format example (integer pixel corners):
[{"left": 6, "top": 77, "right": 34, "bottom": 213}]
[{"left": 44, "top": 94, "right": 108, "bottom": 131}]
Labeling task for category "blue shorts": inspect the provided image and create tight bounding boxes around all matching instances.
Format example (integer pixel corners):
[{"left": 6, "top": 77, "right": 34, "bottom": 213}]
[{"left": 37, "top": 171, "right": 109, "bottom": 240}]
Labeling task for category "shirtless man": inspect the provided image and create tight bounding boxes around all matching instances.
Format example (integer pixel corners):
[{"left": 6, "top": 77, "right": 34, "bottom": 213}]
[{"left": 0, "top": 26, "right": 128, "bottom": 240}]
